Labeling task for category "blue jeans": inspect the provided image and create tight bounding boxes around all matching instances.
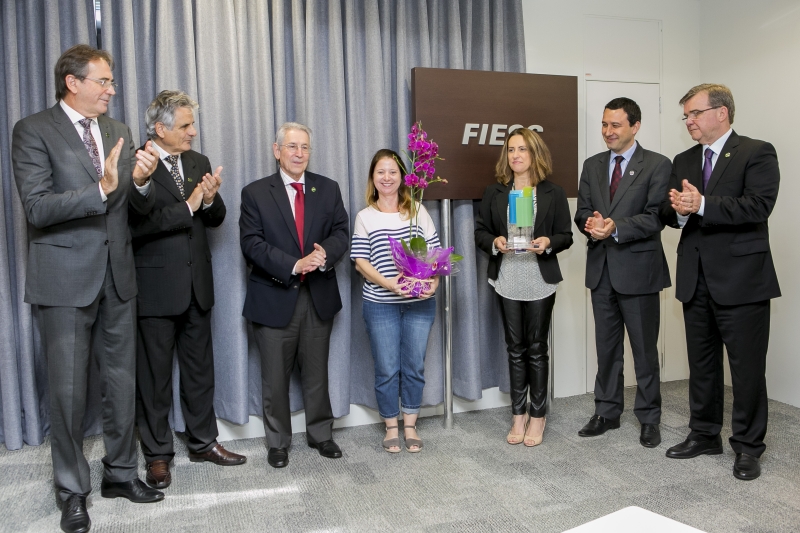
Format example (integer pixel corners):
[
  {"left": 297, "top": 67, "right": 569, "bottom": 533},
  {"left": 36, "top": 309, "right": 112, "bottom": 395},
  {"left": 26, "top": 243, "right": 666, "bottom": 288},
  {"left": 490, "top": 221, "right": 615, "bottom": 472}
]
[{"left": 363, "top": 298, "right": 436, "bottom": 419}]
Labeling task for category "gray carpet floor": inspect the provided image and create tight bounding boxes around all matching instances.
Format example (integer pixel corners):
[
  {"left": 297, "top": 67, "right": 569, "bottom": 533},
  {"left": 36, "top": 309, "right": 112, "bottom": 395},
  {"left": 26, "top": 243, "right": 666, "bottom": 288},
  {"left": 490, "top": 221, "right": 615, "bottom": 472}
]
[{"left": 2, "top": 380, "right": 799, "bottom": 533}]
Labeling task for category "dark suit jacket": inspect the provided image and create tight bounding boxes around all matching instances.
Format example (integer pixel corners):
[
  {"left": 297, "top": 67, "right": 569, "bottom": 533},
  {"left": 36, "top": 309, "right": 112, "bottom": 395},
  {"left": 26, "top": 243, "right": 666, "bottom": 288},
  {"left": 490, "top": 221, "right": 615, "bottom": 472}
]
[
  {"left": 475, "top": 179, "right": 573, "bottom": 284},
  {"left": 575, "top": 143, "right": 672, "bottom": 295},
  {"left": 12, "top": 103, "right": 155, "bottom": 307},
  {"left": 658, "top": 131, "right": 780, "bottom": 305},
  {"left": 239, "top": 171, "right": 349, "bottom": 328},
  {"left": 129, "top": 149, "right": 226, "bottom": 316}
]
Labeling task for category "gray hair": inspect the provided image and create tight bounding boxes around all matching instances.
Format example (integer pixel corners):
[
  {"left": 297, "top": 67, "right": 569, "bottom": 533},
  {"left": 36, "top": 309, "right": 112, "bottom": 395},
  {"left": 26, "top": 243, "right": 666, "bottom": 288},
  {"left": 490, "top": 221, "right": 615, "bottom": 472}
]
[
  {"left": 145, "top": 90, "right": 199, "bottom": 139},
  {"left": 679, "top": 83, "right": 735, "bottom": 124},
  {"left": 275, "top": 122, "right": 312, "bottom": 147}
]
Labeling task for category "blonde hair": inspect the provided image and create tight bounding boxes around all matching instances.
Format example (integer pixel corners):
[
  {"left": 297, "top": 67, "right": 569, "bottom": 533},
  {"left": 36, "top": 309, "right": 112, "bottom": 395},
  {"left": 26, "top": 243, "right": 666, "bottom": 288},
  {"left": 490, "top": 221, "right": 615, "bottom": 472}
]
[
  {"left": 494, "top": 128, "right": 552, "bottom": 186},
  {"left": 365, "top": 149, "right": 413, "bottom": 219}
]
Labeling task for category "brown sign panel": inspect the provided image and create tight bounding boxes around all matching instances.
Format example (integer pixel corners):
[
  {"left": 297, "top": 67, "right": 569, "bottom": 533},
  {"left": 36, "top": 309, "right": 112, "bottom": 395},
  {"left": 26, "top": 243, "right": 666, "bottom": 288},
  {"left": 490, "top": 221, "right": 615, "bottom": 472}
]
[{"left": 411, "top": 68, "right": 578, "bottom": 199}]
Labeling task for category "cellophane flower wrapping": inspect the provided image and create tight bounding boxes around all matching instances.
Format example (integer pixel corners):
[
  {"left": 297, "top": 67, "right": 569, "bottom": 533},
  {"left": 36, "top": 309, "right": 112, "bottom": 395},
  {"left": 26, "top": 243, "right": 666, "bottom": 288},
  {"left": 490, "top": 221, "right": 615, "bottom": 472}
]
[{"left": 388, "top": 237, "right": 456, "bottom": 297}]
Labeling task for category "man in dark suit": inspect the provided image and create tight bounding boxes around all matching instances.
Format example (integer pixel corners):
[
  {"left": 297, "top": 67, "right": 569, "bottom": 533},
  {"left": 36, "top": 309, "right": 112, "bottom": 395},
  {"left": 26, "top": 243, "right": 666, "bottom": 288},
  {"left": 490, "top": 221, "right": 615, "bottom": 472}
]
[
  {"left": 130, "top": 91, "right": 246, "bottom": 490},
  {"left": 240, "top": 122, "right": 349, "bottom": 468},
  {"left": 660, "top": 84, "right": 780, "bottom": 480},
  {"left": 12, "top": 44, "right": 164, "bottom": 533},
  {"left": 575, "top": 97, "right": 672, "bottom": 448}
]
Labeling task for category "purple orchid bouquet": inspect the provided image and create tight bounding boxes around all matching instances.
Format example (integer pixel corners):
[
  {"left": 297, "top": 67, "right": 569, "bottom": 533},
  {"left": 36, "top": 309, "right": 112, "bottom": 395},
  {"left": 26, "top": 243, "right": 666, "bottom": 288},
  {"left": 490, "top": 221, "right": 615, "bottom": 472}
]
[{"left": 388, "top": 121, "right": 463, "bottom": 297}]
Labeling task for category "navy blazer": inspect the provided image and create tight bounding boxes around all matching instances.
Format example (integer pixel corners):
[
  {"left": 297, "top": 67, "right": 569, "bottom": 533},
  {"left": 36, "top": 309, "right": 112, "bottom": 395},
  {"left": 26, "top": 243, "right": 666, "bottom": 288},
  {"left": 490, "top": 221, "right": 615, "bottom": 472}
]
[
  {"left": 239, "top": 171, "right": 349, "bottom": 327},
  {"left": 475, "top": 179, "right": 573, "bottom": 284},
  {"left": 658, "top": 131, "right": 780, "bottom": 305}
]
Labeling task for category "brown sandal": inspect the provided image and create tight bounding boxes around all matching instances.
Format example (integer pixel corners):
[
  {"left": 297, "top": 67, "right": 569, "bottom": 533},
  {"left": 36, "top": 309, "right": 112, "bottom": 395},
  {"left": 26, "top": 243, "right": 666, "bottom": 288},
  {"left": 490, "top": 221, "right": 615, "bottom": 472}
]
[
  {"left": 382, "top": 425, "right": 401, "bottom": 453},
  {"left": 403, "top": 425, "right": 423, "bottom": 453}
]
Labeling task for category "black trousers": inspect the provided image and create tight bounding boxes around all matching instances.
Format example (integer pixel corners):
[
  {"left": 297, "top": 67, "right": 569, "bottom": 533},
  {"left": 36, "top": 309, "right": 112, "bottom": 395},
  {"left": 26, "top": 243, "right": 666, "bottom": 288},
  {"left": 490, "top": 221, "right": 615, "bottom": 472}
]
[
  {"left": 683, "top": 266, "right": 770, "bottom": 457},
  {"left": 591, "top": 262, "right": 662, "bottom": 424},
  {"left": 253, "top": 283, "right": 334, "bottom": 449},
  {"left": 136, "top": 294, "right": 218, "bottom": 462},
  {"left": 39, "top": 262, "right": 138, "bottom": 501},
  {"left": 498, "top": 292, "right": 556, "bottom": 418}
]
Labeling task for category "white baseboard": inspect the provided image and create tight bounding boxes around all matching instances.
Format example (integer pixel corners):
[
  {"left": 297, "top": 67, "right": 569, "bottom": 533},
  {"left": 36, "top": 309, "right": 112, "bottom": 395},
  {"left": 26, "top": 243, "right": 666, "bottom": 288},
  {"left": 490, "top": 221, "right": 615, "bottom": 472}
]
[{"left": 217, "top": 387, "right": 512, "bottom": 442}]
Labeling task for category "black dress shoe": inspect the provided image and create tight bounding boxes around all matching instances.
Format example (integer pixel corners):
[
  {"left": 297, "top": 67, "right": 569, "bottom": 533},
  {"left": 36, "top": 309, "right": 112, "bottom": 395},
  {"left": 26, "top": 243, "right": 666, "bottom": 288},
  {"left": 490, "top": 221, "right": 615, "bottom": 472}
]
[
  {"left": 267, "top": 447, "right": 289, "bottom": 468},
  {"left": 59, "top": 494, "right": 90, "bottom": 533},
  {"left": 639, "top": 424, "right": 661, "bottom": 448},
  {"left": 308, "top": 439, "right": 342, "bottom": 458},
  {"left": 100, "top": 478, "right": 164, "bottom": 503},
  {"left": 665, "top": 435, "right": 723, "bottom": 459},
  {"left": 188, "top": 444, "right": 247, "bottom": 466},
  {"left": 578, "top": 415, "right": 620, "bottom": 437},
  {"left": 733, "top": 453, "right": 761, "bottom": 480}
]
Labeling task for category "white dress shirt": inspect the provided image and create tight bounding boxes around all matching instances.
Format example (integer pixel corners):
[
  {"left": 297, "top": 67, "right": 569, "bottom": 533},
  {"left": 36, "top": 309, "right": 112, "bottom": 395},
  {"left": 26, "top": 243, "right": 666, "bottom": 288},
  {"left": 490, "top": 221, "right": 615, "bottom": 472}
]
[{"left": 279, "top": 168, "right": 326, "bottom": 275}]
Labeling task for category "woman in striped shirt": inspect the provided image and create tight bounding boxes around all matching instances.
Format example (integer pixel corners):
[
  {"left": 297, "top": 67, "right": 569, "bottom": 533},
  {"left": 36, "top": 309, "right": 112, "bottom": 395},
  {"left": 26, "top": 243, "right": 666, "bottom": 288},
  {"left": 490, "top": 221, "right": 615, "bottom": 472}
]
[{"left": 351, "top": 149, "right": 440, "bottom": 453}]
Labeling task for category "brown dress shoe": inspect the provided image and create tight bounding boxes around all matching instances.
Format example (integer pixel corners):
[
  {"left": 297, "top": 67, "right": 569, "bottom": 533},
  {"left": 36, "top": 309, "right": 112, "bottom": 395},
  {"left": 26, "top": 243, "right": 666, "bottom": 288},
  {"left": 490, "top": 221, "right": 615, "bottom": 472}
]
[
  {"left": 188, "top": 444, "right": 247, "bottom": 466},
  {"left": 145, "top": 460, "right": 171, "bottom": 489}
]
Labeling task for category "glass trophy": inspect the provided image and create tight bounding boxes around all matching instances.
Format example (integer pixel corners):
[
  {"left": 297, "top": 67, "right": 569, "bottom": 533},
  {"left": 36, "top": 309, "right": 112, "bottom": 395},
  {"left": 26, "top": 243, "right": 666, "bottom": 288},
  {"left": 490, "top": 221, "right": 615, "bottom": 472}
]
[{"left": 508, "top": 187, "right": 533, "bottom": 251}]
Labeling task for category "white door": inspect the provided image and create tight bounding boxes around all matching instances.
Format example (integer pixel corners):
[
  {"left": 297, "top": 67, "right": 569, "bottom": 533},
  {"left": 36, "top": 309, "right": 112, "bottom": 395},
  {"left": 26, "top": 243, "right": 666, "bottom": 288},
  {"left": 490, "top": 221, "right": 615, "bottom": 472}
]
[{"left": 583, "top": 81, "right": 670, "bottom": 391}]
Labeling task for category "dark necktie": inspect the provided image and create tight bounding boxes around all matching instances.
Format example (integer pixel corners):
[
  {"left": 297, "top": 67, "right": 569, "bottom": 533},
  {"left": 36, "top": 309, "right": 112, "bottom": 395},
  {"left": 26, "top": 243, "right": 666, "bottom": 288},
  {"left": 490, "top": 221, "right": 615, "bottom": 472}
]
[
  {"left": 78, "top": 118, "right": 102, "bottom": 180},
  {"left": 702, "top": 148, "right": 714, "bottom": 192},
  {"left": 165, "top": 155, "right": 185, "bottom": 198},
  {"left": 609, "top": 155, "right": 623, "bottom": 202}
]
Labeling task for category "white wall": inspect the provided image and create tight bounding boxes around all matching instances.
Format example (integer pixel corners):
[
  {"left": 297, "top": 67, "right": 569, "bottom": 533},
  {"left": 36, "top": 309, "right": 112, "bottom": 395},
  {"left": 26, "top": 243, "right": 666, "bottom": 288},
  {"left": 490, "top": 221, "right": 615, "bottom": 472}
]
[
  {"left": 520, "top": 0, "right": 701, "bottom": 397},
  {"left": 698, "top": 0, "right": 800, "bottom": 407}
]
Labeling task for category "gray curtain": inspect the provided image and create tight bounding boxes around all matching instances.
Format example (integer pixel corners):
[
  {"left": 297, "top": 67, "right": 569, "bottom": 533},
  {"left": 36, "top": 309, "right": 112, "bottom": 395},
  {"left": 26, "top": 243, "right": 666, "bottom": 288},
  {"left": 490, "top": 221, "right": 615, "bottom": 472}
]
[{"left": 0, "top": 0, "right": 525, "bottom": 449}]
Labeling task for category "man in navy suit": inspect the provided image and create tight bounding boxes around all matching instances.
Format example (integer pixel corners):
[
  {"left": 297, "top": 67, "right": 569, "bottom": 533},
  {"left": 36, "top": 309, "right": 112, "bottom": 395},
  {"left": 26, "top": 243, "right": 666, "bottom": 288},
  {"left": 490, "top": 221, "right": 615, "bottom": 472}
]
[
  {"left": 130, "top": 91, "right": 246, "bottom": 490},
  {"left": 239, "top": 122, "right": 349, "bottom": 468},
  {"left": 660, "top": 84, "right": 780, "bottom": 480}
]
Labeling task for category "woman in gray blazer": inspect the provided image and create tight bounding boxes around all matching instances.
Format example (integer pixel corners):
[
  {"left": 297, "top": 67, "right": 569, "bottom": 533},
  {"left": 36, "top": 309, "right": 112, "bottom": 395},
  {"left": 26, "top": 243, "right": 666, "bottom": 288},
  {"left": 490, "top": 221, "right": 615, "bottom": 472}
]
[{"left": 475, "top": 128, "right": 573, "bottom": 447}]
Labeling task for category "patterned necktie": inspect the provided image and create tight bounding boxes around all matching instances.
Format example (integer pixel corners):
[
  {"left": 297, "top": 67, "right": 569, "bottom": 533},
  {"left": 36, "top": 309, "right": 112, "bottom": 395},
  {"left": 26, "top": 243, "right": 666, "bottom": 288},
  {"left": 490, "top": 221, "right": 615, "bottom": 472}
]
[
  {"left": 609, "top": 155, "right": 623, "bottom": 202},
  {"left": 702, "top": 148, "right": 714, "bottom": 192},
  {"left": 165, "top": 155, "right": 185, "bottom": 198},
  {"left": 78, "top": 118, "right": 102, "bottom": 180}
]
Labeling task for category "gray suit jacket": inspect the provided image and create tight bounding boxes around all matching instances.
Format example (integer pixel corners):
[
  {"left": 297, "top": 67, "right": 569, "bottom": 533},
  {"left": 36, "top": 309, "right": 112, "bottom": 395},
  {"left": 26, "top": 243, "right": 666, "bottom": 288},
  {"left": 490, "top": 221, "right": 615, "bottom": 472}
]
[
  {"left": 574, "top": 142, "right": 671, "bottom": 295},
  {"left": 12, "top": 103, "right": 156, "bottom": 307}
]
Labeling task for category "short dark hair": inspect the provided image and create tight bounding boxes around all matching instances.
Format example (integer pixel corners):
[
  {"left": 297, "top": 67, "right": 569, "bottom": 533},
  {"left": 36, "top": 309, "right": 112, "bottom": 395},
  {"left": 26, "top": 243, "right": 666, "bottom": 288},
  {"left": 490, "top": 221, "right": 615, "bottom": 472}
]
[
  {"left": 604, "top": 97, "right": 641, "bottom": 126},
  {"left": 54, "top": 44, "right": 115, "bottom": 101}
]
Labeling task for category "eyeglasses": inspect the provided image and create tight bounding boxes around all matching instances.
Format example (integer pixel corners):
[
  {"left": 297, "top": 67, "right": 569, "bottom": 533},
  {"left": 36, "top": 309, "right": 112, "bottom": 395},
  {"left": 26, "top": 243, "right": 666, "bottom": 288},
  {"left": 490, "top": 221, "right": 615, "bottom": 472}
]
[
  {"left": 80, "top": 76, "right": 118, "bottom": 90},
  {"left": 682, "top": 106, "right": 720, "bottom": 121},
  {"left": 279, "top": 143, "right": 311, "bottom": 154}
]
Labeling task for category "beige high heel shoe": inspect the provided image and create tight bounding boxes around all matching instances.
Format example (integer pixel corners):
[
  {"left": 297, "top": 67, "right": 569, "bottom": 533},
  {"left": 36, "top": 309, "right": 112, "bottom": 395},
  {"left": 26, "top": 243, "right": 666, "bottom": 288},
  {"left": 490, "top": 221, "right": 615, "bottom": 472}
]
[
  {"left": 524, "top": 417, "right": 546, "bottom": 447},
  {"left": 507, "top": 415, "right": 528, "bottom": 445}
]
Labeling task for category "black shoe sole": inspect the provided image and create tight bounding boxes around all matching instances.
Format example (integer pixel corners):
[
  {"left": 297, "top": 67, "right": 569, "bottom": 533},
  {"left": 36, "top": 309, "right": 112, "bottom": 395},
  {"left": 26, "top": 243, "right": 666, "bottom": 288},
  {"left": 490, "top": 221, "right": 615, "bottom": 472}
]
[
  {"left": 100, "top": 489, "right": 164, "bottom": 503},
  {"left": 267, "top": 460, "right": 288, "bottom": 468},
  {"left": 640, "top": 439, "right": 661, "bottom": 448},
  {"left": 733, "top": 469, "right": 760, "bottom": 481},
  {"left": 665, "top": 446, "right": 723, "bottom": 459}
]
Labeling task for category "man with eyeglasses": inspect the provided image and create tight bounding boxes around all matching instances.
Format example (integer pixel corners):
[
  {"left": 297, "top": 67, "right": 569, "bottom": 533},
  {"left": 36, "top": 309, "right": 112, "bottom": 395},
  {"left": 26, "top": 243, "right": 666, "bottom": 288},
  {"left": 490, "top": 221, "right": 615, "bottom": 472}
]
[
  {"left": 130, "top": 91, "right": 246, "bottom": 492},
  {"left": 12, "top": 44, "right": 164, "bottom": 533},
  {"left": 660, "top": 83, "right": 780, "bottom": 481},
  {"left": 240, "top": 122, "right": 349, "bottom": 469}
]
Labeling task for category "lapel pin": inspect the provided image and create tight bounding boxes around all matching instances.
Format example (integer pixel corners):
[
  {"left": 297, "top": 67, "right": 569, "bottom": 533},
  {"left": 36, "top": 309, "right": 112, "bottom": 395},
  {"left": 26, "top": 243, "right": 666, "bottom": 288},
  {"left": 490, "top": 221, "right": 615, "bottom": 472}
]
[
  {"left": 105, "top": 132, "right": 109, "bottom": 138},
  {"left": 725, "top": 152, "right": 730, "bottom": 158},
  {"left": 187, "top": 178, "right": 193, "bottom": 183},
  {"left": 311, "top": 187, "right": 316, "bottom": 192},
  {"left": 629, "top": 171, "right": 634, "bottom": 175}
]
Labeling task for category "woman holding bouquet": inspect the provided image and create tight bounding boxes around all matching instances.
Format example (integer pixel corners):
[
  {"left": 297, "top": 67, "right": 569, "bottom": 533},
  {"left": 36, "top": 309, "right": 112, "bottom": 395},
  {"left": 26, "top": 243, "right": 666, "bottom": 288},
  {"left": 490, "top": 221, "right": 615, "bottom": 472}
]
[
  {"left": 475, "top": 128, "right": 573, "bottom": 447},
  {"left": 352, "top": 149, "right": 440, "bottom": 453}
]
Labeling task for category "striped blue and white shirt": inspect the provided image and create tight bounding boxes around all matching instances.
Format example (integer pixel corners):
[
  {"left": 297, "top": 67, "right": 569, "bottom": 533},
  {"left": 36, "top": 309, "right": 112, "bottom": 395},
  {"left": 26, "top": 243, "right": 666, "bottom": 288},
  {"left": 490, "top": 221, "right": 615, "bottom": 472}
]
[{"left": 351, "top": 205, "right": 441, "bottom": 303}]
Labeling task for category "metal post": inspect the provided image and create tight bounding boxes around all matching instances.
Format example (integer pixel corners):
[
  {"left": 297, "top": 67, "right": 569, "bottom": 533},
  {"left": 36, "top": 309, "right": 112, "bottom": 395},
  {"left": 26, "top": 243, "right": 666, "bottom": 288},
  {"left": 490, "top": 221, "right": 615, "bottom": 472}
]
[{"left": 440, "top": 199, "right": 454, "bottom": 429}]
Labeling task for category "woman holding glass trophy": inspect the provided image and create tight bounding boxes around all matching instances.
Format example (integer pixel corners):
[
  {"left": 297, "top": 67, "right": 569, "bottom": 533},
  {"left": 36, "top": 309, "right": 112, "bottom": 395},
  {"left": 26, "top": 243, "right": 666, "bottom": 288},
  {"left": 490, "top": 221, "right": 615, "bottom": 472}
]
[{"left": 475, "top": 128, "right": 573, "bottom": 447}]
